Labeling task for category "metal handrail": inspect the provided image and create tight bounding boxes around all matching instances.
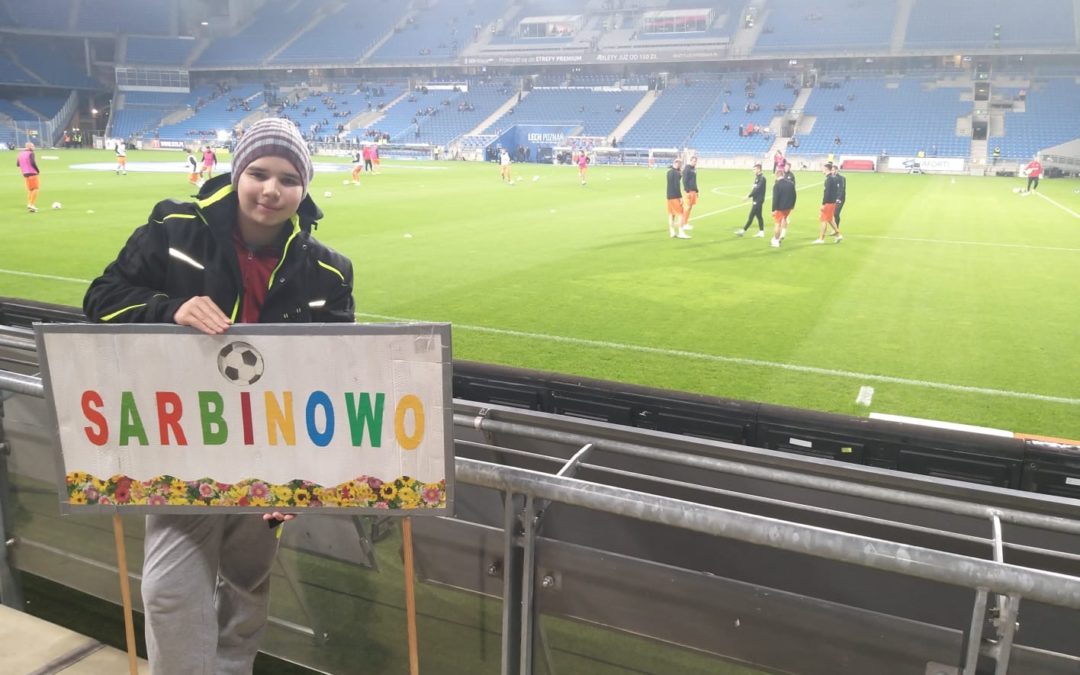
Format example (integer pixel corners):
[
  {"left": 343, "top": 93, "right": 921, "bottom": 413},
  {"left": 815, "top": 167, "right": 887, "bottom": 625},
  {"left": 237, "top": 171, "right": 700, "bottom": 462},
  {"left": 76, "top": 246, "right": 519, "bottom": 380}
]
[
  {"left": 457, "top": 412, "right": 1080, "bottom": 537},
  {"left": 457, "top": 457, "right": 1080, "bottom": 611}
]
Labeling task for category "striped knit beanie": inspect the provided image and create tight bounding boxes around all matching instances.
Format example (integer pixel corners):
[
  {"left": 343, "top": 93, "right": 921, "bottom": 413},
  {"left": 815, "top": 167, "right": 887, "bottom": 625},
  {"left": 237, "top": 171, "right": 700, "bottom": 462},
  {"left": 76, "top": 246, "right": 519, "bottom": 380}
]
[{"left": 230, "top": 117, "right": 313, "bottom": 197}]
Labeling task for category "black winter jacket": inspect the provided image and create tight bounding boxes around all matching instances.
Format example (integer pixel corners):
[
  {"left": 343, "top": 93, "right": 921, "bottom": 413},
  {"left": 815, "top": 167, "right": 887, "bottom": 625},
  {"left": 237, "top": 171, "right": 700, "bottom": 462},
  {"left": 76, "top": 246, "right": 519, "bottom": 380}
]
[
  {"left": 84, "top": 174, "right": 355, "bottom": 325},
  {"left": 771, "top": 176, "right": 797, "bottom": 212}
]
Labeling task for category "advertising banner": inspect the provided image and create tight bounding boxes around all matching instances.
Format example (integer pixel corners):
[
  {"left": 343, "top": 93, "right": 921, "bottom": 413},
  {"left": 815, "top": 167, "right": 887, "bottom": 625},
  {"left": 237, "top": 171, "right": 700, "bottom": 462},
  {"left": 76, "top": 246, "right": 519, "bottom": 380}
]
[
  {"left": 493, "top": 124, "right": 581, "bottom": 159},
  {"left": 886, "top": 156, "right": 966, "bottom": 173},
  {"left": 35, "top": 323, "right": 453, "bottom": 516}
]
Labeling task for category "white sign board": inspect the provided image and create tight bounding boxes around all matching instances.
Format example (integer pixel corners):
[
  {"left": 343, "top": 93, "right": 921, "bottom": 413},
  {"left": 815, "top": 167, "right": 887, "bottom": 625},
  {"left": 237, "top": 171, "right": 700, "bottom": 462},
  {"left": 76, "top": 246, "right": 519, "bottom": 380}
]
[
  {"left": 886, "top": 156, "right": 966, "bottom": 173},
  {"left": 34, "top": 323, "right": 453, "bottom": 516}
]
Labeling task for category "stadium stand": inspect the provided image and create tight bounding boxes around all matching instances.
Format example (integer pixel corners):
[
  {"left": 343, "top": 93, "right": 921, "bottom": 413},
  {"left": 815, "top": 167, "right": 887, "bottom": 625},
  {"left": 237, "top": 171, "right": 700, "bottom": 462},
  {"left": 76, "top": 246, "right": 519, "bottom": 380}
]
[
  {"left": 283, "top": 87, "right": 370, "bottom": 142},
  {"left": 156, "top": 84, "right": 263, "bottom": 142},
  {"left": 409, "top": 82, "right": 515, "bottom": 146},
  {"left": 754, "top": 0, "right": 898, "bottom": 53},
  {"left": 342, "top": 83, "right": 425, "bottom": 143},
  {"left": 520, "top": 0, "right": 583, "bottom": 13},
  {"left": 109, "top": 107, "right": 169, "bottom": 140},
  {"left": 0, "top": 98, "right": 37, "bottom": 120},
  {"left": 17, "top": 94, "right": 66, "bottom": 118},
  {"left": 483, "top": 87, "right": 644, "bottom": 137},
  {"left": 0, "top": 0, "right": 72, "bottom": 31},
  {"left": 271, "top": 0, "right": 407, "bottom": 66},
  {"left": 194, "top": 1, "right": 322, "bottom": 68},
  {"left": 0, "top": 54, "right": 38, "bottom": 86},
  {"left": 75, "top": 0, "right": 175, "bottom": 36},
  {"left": 1, "top": 35, "right": 100, "bottom": 89},
  {"left": 989, "top": 77, "right": 1080, "bottom": 159},
  {"left": 109, "top": 91, "right": 191, "bottom": 139},
  {"left": 686, "top": 77, "right": 794, "bottom": 153},
  {"left": 617, "top": 79, "right": 722, "bottom": 149},
  {"left": 790, "top": 78, "right": 972, "bottom": 157},
  {"left": 369, "top": 0, "right": 505, "bottom": 62},
  {"left": 905, "top": 0, "right": 1077, "bottom": 50},
  {"left": 125, "top": 36, "right": 198, "bottom": 66}
]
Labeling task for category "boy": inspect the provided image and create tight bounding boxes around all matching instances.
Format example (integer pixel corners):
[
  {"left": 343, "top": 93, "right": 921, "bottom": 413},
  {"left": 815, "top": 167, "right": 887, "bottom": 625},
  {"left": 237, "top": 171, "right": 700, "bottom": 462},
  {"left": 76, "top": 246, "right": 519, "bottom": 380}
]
[
  {"left": 201, "top": 145, "right": 217, "bottom": 179},
  {"left": 770, "top": 169, "right": 796, "bottom": 248},
  {"left": 185, "top": 148, "right": 199, "bottom": 185},
  {"left": 83, "top": 118, "right": 355, "bottom": 675},
  {"left": 1023, "top": 155, "right": 1042, "bottom": 193},
  {"left": 500, "top": 147, "right": 512, "bottom": 183},
  {"left": 681, "top": 155, "right": 699, "bottom": 229},
  {"left": 351, "top": 146, "right": 362, "bottom": 184},
  {"left": 115, "top": 140, "right": 127, "bottom": 175},
  {"left": 16, "top": 141, "right": 40, "bottom": 212},
  {"left": 735, "top": 164, "right": 766, "bottom": 237},
  {"left": 813, "top": 162, "right": 842, "bottom": 243},
  {"left": 666, "top": 158, "right": 690, "bottom": 239}
]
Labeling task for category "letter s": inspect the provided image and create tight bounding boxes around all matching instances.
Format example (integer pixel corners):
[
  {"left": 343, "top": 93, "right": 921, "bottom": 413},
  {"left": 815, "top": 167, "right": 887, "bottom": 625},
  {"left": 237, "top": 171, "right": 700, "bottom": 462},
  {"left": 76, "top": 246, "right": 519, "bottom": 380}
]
[{"left": 82, "top": 390, "right": 108, "bottom": 445}]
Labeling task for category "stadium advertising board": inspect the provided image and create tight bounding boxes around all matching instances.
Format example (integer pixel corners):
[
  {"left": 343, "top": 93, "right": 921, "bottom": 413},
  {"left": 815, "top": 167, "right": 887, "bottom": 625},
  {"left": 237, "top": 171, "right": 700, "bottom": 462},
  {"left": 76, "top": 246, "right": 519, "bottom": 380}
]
[
  {"left": 464, "top": 49, "right": 723, "bottom": 66},
  {"left": 495, "top": 124, "right": 581, "bottom": 157},
  {"left": 886, "top": 156, "right": 966, "bottom": 173},
  {"left": 34, "top": 323, "right": 453, "bottom": 516}
]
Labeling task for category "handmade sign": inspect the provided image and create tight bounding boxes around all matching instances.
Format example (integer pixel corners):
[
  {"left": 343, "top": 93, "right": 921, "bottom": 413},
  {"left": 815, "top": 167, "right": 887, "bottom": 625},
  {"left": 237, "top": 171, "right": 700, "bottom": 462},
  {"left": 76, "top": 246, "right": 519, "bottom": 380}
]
[{"left": 35, "top": 323, "right": 453, "bottom": 515}]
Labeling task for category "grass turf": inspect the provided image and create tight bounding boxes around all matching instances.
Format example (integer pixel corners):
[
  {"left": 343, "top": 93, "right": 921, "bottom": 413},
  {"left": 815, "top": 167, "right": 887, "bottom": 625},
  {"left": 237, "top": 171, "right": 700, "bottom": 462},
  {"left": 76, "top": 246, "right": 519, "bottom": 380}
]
[{"left": 4, "top": 148, "right": 1079, "bottom": 438}]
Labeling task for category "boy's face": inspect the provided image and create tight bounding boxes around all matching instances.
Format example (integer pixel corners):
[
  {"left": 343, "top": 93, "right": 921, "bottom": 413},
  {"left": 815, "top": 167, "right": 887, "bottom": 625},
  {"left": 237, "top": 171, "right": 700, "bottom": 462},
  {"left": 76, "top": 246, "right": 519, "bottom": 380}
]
[{"left": 235, "top": 155, "right": 305, "bottom": 242}]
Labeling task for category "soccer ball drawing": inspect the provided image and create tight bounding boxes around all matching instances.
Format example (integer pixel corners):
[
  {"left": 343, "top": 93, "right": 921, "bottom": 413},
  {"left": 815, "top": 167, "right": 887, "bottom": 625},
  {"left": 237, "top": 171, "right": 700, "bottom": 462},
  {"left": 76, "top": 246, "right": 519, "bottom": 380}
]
[{"left": 217, "top": 341, "right": 265, "bottom": 386}]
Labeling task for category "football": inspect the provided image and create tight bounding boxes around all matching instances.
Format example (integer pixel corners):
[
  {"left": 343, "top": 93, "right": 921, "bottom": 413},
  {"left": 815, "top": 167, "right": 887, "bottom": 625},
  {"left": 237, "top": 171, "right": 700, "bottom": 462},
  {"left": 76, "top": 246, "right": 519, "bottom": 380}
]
[
  {"left": 51, "top": 202, "right": 62, "bottom": 209},
  {"left": 217, "top": 341, "right": 265, "bottom": 386},
  {"left": 323, "top": 190, "right": 333, "bottom": 198}
]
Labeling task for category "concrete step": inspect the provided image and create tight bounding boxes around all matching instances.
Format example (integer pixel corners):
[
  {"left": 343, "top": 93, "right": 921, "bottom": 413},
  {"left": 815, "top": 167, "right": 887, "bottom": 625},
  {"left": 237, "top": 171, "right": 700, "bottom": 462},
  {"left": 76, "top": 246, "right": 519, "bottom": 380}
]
[{"left": 0, "top": 604, "right": 148, "bottom": 674}]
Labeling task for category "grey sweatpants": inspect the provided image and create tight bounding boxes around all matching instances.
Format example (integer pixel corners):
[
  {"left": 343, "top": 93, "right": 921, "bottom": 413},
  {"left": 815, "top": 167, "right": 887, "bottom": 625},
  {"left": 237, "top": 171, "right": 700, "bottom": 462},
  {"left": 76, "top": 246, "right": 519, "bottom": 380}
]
[{"left": 141, "top": 514, "right": 281, "bottom": 674}]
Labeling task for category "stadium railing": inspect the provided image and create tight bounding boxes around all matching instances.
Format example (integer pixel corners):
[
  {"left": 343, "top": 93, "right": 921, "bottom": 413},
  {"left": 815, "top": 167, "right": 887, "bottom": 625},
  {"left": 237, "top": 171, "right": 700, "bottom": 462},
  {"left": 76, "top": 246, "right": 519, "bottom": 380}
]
[{"left": 3, "top": 297, "right": 1080, "bottom": 674}]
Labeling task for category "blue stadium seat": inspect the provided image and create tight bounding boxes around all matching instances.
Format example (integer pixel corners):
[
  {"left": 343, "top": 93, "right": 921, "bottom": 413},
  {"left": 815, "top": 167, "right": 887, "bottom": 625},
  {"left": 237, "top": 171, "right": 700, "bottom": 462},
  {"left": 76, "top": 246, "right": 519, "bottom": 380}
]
[
  {"left": 906, "top": 0, "right": 1076, "bottom": 49},
  {"left": 790, "top": 78, "right": 972, "bottom": 158},
  {"left": 754, "top": 0, "right": 896, "bottom": 53},
  {"left": 989, "top": 78, "right": 1080, "bottom": 160},
  {"left": 272, "top": 0, "right": 406, "bottom": 65},
  {"left": 126, "top": 37, "right": 197, "bottom": 66},
  {"left": 483, "top": 88, "right": 644, "bottom": 137},
  {"left": 369, "top": 0, "right": 504, "bottom": 62}
]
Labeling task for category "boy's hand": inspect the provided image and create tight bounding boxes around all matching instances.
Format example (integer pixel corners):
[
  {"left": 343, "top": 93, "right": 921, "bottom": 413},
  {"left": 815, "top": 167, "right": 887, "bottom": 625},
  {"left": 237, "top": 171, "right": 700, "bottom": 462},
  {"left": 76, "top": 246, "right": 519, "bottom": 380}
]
[
  {"left": 174, "top": 296, "right": 232, "bottom": 335},
  {"left": 264, "top": 512, "right": 296, "bottom": 529}
]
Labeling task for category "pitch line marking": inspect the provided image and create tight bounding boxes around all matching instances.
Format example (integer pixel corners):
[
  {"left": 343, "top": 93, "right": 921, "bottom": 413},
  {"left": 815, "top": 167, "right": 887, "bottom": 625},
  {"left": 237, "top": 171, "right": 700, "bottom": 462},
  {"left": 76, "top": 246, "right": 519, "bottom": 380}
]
[
  {"left": 863, "top": 235, "right": 1080, "bottom": 253},
  {"left": 0, "top": 268, "right": 91, "bottom": 284},
  {"left": 5, "top": 269, "right": 1074, "bottom": 406},
  {"left": 357, "top": 312, "right": 1080, "bottom": 407},
  {"left": 1033, "top": 190, "right": 1080, "bottom": 219},
  {"left": 691, "top": 181, "right": 823, "bottom": 223}
]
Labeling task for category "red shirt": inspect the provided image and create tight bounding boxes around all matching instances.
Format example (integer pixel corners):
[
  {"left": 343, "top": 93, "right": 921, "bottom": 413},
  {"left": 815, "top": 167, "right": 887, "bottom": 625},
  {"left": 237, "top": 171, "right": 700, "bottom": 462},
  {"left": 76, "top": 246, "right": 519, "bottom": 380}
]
[
  {"left": 232, "top": 228, "right": 282, "bottom": 323},
  {"left": 1026, "top": 160, "right": 1042, "bottom": 178}
]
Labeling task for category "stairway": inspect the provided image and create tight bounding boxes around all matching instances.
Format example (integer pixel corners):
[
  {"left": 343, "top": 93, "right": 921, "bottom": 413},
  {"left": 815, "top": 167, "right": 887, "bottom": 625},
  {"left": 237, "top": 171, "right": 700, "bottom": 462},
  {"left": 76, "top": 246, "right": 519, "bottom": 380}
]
[{"left": 608, "top": 90, "right": 659, "bottom": 145}]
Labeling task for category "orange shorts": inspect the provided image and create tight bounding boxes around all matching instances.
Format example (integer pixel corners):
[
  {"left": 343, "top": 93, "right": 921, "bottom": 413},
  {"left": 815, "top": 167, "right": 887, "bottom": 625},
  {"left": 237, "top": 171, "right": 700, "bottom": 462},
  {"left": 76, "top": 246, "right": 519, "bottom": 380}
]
[
  {"left": 772, "top": 209, "right": 791, "bottom": 224},
  {"left": 819, "top": 203, "right": 836, "bottom": 222},
  {"left": 118, "top": 157, "right": 127, "bottom": 166},
  {"left": 667, "top": 198, "right": 684, "bottom": 216},
  {"left": 685, "top": 191, "right": 698, "bottom": 207},
  {"left": 24, "top": 175, "right": 39, "bottom": 190}
]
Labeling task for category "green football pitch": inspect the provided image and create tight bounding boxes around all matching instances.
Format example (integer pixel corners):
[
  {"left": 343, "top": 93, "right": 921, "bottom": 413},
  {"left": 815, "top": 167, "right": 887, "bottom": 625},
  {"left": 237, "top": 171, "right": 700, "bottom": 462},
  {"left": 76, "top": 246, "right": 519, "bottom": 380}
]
[{"left": 4, "top": 148, "right": 1079, "bottom": 439}]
